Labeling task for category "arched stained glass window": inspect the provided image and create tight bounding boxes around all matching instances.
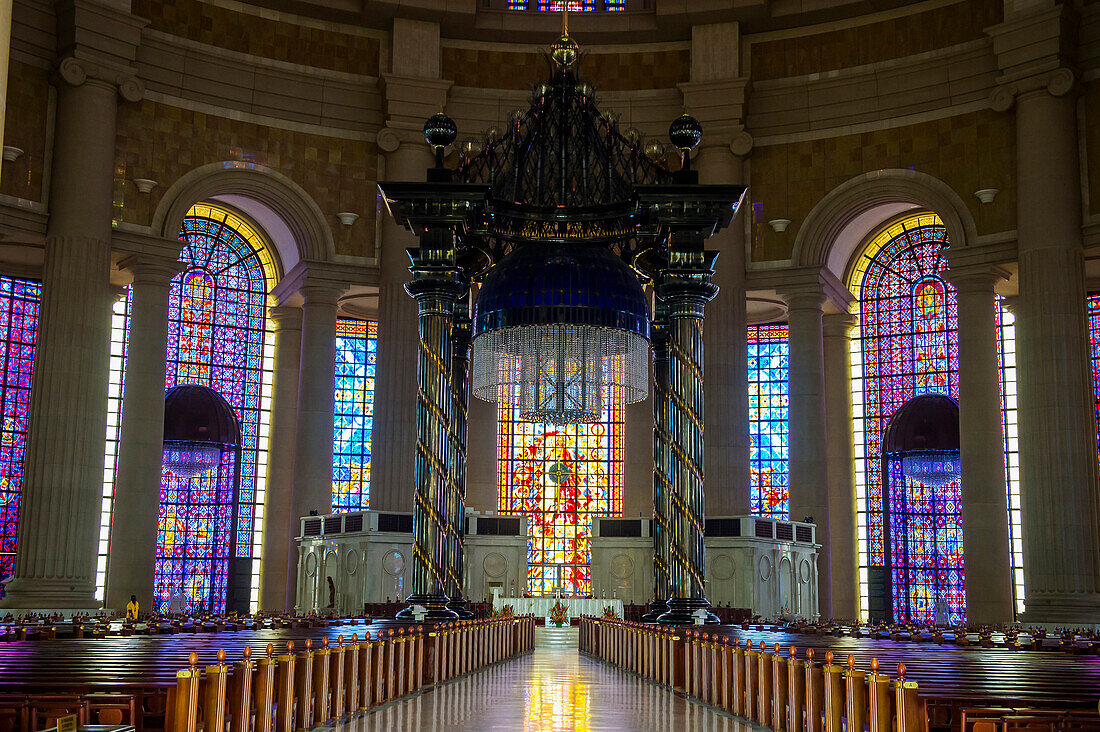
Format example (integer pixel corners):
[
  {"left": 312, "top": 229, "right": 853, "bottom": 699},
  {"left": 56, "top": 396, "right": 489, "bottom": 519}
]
[
  {"left": 1086, "top": 295, "right": 1100, "bottom": 455},
  {"left": 498, "top": 390, "right": 623, "bottom": 596},
  {"left": 850, "top": 212, "right": 965, "bottom": 624},
  {"left": 747, "top": 323, "right": 789, "bottom": 519},
  {"left": 333, "top": 318, "right": 377, "bottom": 512},
  {"left": 0, "top": 277, "right": 40, "bottom": 598},
  {"left": 153, "top": 204, "right": 276, "bottom": 614}
]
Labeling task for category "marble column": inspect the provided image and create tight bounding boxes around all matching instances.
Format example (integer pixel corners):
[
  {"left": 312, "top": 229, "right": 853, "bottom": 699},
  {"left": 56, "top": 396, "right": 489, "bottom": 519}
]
[
  {"left": 370, "top": 133, "right": 433, "bottom": 512},
  {"left": 822, "top": 314, "right": 859, "bottom": 620},
  {"left": 1012, "top": 74, "right": 1100, "bottom": 623},
  {"left": 105, "top": 256, "right": 183, "bottom": 611},
  {"left": 2, "top": 67, "right": 128, "bottom": 609},
  {"left": 697, "top": 146, "right": 750, "bottom": 516},
  {"left": 260, "top": 306, "right": 302, "bottom": 612},
  {"left": 782, "top": 287, "right": 830, "bottom": 618},
  {"left": 289, "top": 284, "right": 342, "bottom": 525},
  {"left": 947, "top": 266, "right": 1014, "bottom": 624}
]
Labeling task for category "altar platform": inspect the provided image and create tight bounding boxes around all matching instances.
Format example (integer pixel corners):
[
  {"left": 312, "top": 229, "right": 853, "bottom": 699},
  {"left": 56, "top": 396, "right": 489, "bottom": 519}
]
[{"left": 492, "top": 595, "right": 624, "bottom": 621}]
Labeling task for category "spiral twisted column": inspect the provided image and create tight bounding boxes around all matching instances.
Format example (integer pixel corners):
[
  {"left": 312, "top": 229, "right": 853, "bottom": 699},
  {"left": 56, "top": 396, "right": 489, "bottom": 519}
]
[
  {"left": 397, "top": 258, "right": 463, "bottom": 622},
  {"left": 642, "top": 306, "right": 672, "bottom": 622},
  {"left": 446, "top": 298, "right": 474, "bottom": 618},
  {"left": 656, "top": 268, "right": 719, "bottom": 626}
]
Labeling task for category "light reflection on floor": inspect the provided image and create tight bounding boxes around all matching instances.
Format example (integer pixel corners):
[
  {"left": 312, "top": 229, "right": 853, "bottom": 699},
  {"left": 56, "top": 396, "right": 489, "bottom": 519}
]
[{"left": 342, "top": 629, "right": 766, "bottom": 732}]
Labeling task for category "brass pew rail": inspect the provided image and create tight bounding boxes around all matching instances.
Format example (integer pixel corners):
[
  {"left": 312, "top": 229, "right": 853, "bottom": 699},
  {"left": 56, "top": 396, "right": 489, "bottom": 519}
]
[{"left": 577, "top": 617, "right": 1100, "bottom": 732}]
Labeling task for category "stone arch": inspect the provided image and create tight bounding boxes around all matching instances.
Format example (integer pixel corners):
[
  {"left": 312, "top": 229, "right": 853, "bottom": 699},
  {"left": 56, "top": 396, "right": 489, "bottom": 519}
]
[
  {"left": 151, "top": 163, "right": 336, "bottom": 275},
  {"left": 791, "top": 169, "right": 978, "bottom": 284}
]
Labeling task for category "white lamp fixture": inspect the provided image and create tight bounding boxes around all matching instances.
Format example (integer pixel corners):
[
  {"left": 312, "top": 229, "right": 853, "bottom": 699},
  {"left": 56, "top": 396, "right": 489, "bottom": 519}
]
[
  {"left": 132, "top": 178, "right": 158, "bottom": 194},
  {"left": 769, "top": 218, "right": 792, "bottom": 233},
  {"left": 974, "top": 188, "right": 999, "bottom": 204},
  {"left": 336, "top": 212, "right": 360, "bottom": 226},
  {"left": 2, "top": 146, "right": 23, "bottom": 163}
]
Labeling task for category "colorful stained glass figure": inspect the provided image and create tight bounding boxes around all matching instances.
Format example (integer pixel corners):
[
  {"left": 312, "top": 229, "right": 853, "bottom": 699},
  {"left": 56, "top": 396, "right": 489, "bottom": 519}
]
[
  {"left": 747, "top": 323, "right": 789, "bottom": 519},
  {"left": 498, "top": 388, "right": 623, "bottom": 597},
  {"left": 849, "top": 212, "right": 965, "bottom": 624},
  {"left": 0, "top": 277, "right": 40, "bottom": 598},
  {"left": 333, "top": 318, "right": 377, "bottom": 512},
  {"left": 153, "top": 203, "right": 276, "bottom": 614}
]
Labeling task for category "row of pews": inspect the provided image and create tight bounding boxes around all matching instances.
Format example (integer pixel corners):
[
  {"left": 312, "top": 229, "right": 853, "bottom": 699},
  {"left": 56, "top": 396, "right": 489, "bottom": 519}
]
[
  {"left": 0, "top": 614, "right": 362, "bottom": 642},
  {"left": 579, "top": 618, "right": 1100, "bottom": 732},
  {"left": 0, "top": 616, "right": 535, "bottom": 732}
]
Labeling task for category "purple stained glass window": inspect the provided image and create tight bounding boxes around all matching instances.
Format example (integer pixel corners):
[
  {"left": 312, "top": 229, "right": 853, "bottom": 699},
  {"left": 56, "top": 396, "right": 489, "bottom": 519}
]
[
  {"left": 332, "top": 319, "right": 377, "bottom": 512},
  {"left": 1087, "top": 295, "right": 1100, "bottom": 459},
  {"left": 0, "top": 277, "right": 40, "bottom": 598},
  {"left": 154, "top": 204, "right": 274, "bottom": 614},
  {"left": 853, "top": 213, "right": 964, "bottom": 624},
  {"left": 747, "top": 323, "right": 789, "bottom": 519}
]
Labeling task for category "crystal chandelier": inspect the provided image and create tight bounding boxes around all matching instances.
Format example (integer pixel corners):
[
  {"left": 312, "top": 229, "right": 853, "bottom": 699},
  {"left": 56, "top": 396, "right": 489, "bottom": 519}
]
[
  {"left": 901, "top": 450, "right": 961, "bottom": 487},
  {"left": 163, "top": 441, "right": 223, "bottom": 479}
]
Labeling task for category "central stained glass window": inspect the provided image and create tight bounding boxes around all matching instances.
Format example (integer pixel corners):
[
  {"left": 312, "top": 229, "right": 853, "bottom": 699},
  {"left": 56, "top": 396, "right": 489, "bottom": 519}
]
[
  {"left": 849, "top": 212, "right": 965, "bottom": 625},
  {"left": 0, "top": 277, "right": 39, "bottom": 598},
  {"left": 153, "top": 203, "right": 276, "bottom": 614},
  {"left": 748, "top": 323, "right": 789, "bottom": 519},
  {"left": 508, "top": 1, "right": 623, "bottom": 10},
  {"left": 332, "top": 318, "right": 377, "bottom": 512},
  {"left": 498, "top": 389, "right": 623, "bottom": 596}
]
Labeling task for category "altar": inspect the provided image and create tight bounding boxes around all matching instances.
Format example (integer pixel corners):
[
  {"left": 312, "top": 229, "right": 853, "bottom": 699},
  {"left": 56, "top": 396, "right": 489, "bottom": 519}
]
[{"left": 491, "top": 593, "right": 624, "bottom": 621}]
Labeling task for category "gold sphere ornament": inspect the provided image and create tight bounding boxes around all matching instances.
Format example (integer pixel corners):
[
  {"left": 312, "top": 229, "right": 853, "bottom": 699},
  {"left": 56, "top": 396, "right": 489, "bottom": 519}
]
[{"left": 551, "top": 34, "right": 579, "bottom": 68}]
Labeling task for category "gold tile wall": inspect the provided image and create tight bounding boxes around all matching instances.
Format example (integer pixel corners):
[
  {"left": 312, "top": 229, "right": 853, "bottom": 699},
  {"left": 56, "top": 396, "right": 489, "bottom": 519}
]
[
  {"left": 441, "top": 46, "right": 688, "bottom": 91},
  {"left": 1086, "top": 81, "right": 1100, "bottom": 219},
  {"left": 132, "top": 0, "right": 380, "bottom": 76},
  {"left": 1, "top": 61, "right": 49, "bottom": 203},
  {"left": 750, "top": 0, "right": 1001, "bottom": 82},
  {"left": 750, "top": 110, "right": 1017, "bottom": 262},
  {"left": 114, "top": 100, "right": 378, "bottom": 258}
]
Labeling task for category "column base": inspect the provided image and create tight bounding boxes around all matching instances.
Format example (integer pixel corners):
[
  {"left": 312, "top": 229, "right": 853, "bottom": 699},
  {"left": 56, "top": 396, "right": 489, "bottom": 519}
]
[
  {"left": 640, "top": 598, "right": 668, "bottom": 623},
  {"left": 0, "top": 578, "right": 99, "bottom": 611},
  {"left": 391, "top": 593, "right": 459, "bottom": 623},
  {"left": 447, "top": 596, "right": 475, "bottom": 619},
  {"left": 657, "top": 597, "right": 720, "bottom": 626},
  {"left": 1019, "top": 594, "right": 1100, "bottom": 627}
]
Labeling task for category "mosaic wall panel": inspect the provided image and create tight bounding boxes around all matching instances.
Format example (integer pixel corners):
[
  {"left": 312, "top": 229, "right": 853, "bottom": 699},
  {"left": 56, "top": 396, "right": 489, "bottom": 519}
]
[
  {"left": 749, "top": 0, "right": 1001, "bottom": 82},
  {"left": 113, "top": 100, "right": 377, "bottom": 258},
  {"left": 131, "top": 0, "right": 380, "bottom": 76},
  {"left": 750, "top": 110, "right": 1016, "bottom": 262},
  {"left": 441, "top": 46, "right": 688, "bottom": 91},
  {"left": 1, "top": 61, "right": 49, "bottom": 203}
]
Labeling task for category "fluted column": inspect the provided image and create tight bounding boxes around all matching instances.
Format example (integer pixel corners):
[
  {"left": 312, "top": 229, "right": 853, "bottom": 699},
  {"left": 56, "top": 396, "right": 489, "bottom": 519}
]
[
  {"left": 657, "top": 261, "right": 719, "bottom": 626},
  {"left": 260, "top": 306, "right": 302, "bottom": 612},
  {"left": 446, "top": 297, "right": 473, "bottom": 617},
  {"left": 105, "top": 256, "right": 184, "bottom": 612},
  {"left": 643, "top": 307, "right": 671, "bottom": 621},
  {"left": 371, "top": 132, "right": 434, "bottom": 512},
  {"left": 289, "top": 284, "right": 342, "bottom": 524},
  {"left": 3, "top": 62, "right": 138, "bottom": 609},
  {"left": 783, "top": 287, "right": 830, "bottom": 619},
  {"left": 697, "top": 146, "right": 751, "bottom": 515},
  {"left": 1010, "top": 73, "right": 1100, "bottom": 623},
  {"left": 822, "top": 314, "right": 859, "bottom": 620}
]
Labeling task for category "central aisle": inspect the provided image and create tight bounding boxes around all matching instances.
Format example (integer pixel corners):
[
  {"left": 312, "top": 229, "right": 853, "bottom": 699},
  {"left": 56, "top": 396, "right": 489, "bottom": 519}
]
[{"left": 344, "top": 628, "right": 766, "bottom": 732}]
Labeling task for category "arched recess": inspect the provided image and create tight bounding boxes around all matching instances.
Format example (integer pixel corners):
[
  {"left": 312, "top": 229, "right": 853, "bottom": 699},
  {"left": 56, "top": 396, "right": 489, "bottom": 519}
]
[
  {"left": 791, "top": 169, "right": 978, "bottom": 282},
  {"left": 152, "top": 163, "right": 337, "bottom": 272}
]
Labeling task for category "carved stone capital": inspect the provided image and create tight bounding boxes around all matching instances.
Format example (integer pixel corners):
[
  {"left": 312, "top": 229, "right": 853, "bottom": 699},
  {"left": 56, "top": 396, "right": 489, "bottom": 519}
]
[
  {"left": 54, "top": 56, "right": 144, "bottom": 102},
  {"left": 729, "top": 129, "right": 754, "bottom": 157},
  {"left": 989, "top": 67, "right": 1076, "bottom": 112}
]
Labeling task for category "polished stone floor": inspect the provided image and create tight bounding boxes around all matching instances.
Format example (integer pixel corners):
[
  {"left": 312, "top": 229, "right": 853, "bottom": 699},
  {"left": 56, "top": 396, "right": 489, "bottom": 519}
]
[{"left": 345, "top": 628, "right": 765, "bottom": 732}]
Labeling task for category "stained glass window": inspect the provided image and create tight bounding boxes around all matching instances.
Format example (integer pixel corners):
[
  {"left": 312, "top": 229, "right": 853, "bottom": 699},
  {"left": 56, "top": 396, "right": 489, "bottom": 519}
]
[
  {"left": 0, "top": 277, "right": 40, "bottom": 598},
  {"left": 498, "top": 388, "right": 623, "bottom": 597},
  {"left": 145, "top": 204, "right": 276, "bottom": 614},
  {"left": 96, "top": 293, "right": 131, "bottom": 602},
  {"left": 1087, "top": 295, "right": 1100, "bottom": 461},
  {"left": 333, "top": 318, "right": 377, "bottom": 512},
  {"left": 996, "top": 299, "right": 1024, "bottom": 614},
  {"left": 747, "top": 323, "right": 789, "bottom": 519},
  {"left": 849, "top": 213, "right": 965, "bottom": 624},
  {"left": 536, "top": 1, "right": 596, "bottom": 10}
]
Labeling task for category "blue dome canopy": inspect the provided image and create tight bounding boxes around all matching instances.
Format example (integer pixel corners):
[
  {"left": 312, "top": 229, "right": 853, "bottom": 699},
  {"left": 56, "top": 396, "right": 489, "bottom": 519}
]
[{"left": 473, "top": 243, "right": 648, "bottom": 338}]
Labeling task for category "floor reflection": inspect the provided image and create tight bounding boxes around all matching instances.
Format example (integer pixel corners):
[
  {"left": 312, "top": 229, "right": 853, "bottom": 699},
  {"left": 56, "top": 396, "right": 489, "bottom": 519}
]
[{"left": 343, "top": 630, "right": 765, "bottom": 732}]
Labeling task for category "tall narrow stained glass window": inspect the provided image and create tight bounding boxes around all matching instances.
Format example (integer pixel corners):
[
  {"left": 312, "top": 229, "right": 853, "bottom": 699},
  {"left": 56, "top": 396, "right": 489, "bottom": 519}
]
[
  {"left": 0, "top": 277, "right": 40, "bottom": 598},
  {"left": 747, "top": 323, "right": 789, "bottom": 519},
  {"left": 332, "top": 318, "right": 377, "bottom": 512},
  {"left": 498, "top": 389, "right": 623, "bottom": 596},
  {"left": 1087, "top": 295, "right": 1100, "bottom": 460},
  {"left": 849, "top": 212, "right": 965, "bottom": 624},
  {"left": 152, "top": 204, "right": 276, "bottom": 614},
  {"left": 996, "top": 299, "right": 1024, "bottom": 614}
]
